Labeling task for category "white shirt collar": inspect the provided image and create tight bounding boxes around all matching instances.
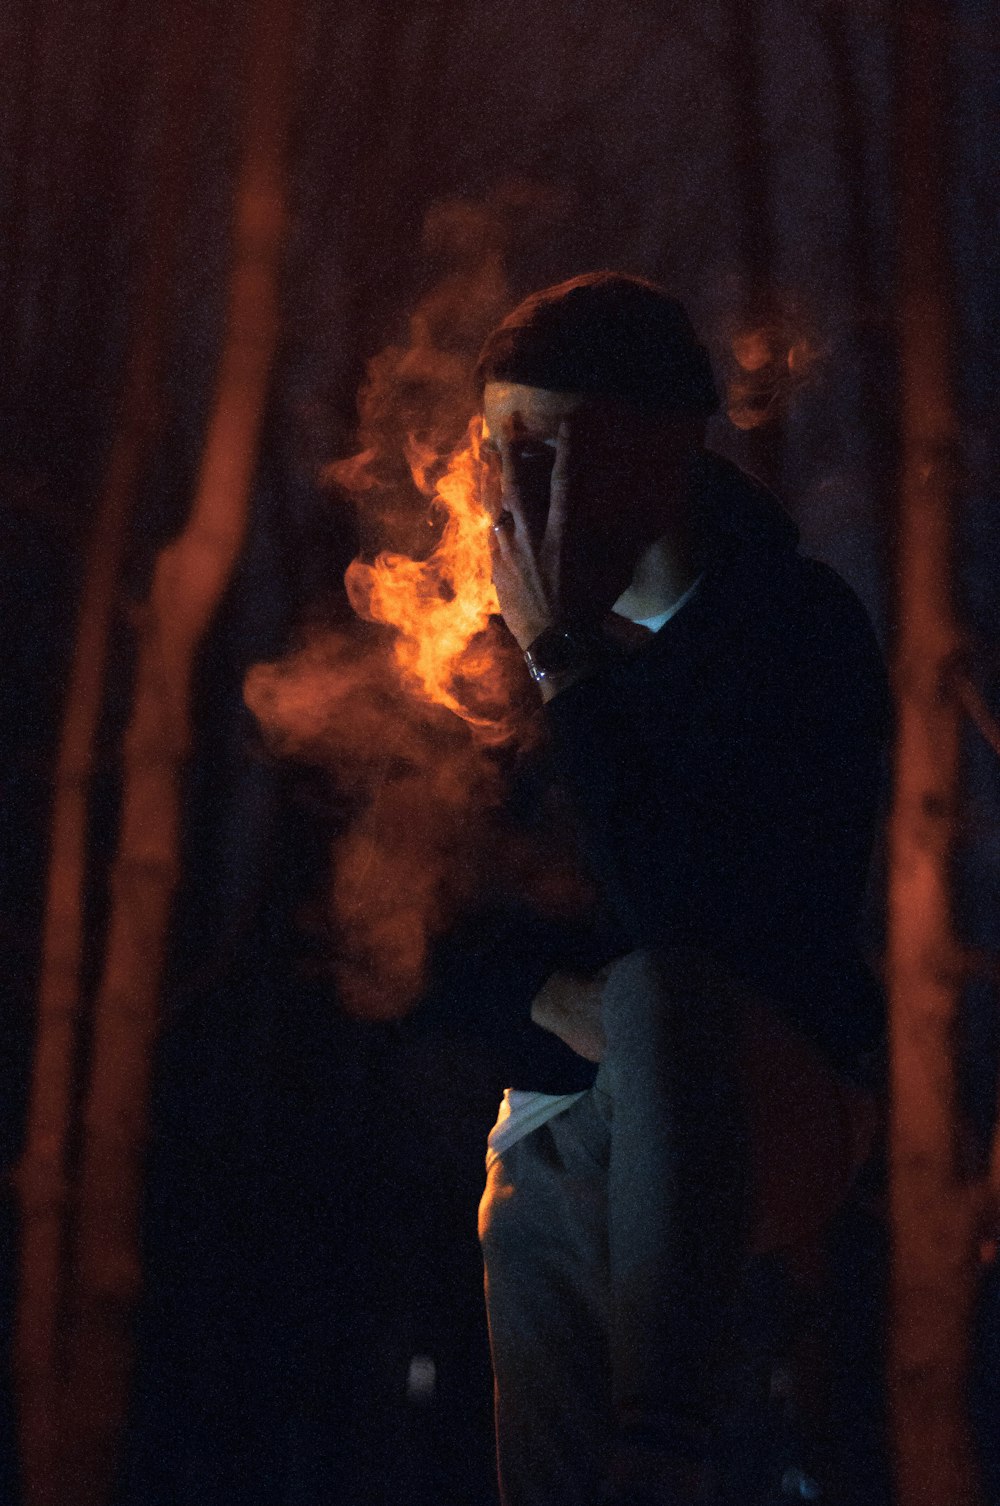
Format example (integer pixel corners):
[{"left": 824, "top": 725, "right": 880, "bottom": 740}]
[{"left": 631, "top": 573, "right": 704, "bottom": 634}]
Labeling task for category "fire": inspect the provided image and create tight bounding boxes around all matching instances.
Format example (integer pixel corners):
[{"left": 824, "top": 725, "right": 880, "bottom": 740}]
[
  {"left": 245, "top": 192, "right": 549, "bottom": 1020},
  {"left": 344, "top": 419, "right": 512, "bottom": 739}
]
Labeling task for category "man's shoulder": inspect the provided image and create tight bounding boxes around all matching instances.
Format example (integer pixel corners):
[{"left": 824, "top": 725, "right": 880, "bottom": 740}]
[
  {"left": 790, "top": 554, "right": 882, "bottom": 651},
  {"left": 700, "top": 450, "right": 799, "bottom": 557},
  {"left": 660, "top": 456, "right": 888, "bottom": 725},
  {"left": 702, "top": 453, "right": 880, "bottom": 645}
]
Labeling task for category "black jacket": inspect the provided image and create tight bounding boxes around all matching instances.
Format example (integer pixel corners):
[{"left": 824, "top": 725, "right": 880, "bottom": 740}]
[{"left": 427, "top": 452, "right": 890, "bottom": 1094}]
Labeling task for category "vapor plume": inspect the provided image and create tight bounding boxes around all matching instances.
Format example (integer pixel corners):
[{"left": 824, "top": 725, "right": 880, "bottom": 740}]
[
  {"left": 246, "top": 194, "right": 546, "bottom": 1019},
  {"left": 722, "top": 311, "right": 821, "bottom": 429}
]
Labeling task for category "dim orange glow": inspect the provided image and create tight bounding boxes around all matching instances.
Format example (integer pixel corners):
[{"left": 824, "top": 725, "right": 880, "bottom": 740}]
[
  {"left": 786, "top": 338, "right": 812, "bottom": 374},
  {"left": 732, "top": 329, "right": 771, "bottom": 373},
  {"left": 726, "top": 320, "right": 819, "bottom": 429}
]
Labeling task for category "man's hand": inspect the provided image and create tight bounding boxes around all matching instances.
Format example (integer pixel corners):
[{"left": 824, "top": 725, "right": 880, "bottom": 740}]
[
  {"left": 529, "top": 967, "right": 610, "bottom": 1062},
  {"left": 484, "top": 412, "right": 640, "bottom": 651}
]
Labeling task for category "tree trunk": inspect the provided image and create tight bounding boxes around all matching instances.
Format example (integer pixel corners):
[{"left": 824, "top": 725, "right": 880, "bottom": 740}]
[
  {"left": 12, "top": 13, "right": 207, "bottom": 1505},
  {"left": 887, "top": 5, "right": 984, "bottom": 1504},
  {"left": 18, "top": 2, "right": 297, "bottom": 1502}
]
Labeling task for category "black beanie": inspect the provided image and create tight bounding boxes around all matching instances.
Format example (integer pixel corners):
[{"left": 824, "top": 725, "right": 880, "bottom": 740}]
[{"left": 475, "top": 271, "right": 720, "bottom": 416}]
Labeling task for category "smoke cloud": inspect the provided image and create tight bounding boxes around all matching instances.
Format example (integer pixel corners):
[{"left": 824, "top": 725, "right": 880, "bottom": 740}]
[
  {"left": 722, "top": 310, "right": 822, "bottom": 429},
  {"left": 245, "top": 193, "right": 550, "bottom": 1019}
]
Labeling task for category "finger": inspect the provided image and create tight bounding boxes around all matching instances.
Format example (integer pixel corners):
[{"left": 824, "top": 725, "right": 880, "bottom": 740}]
[
  {"left": 489, "top": 509, "right": 516, "bottom": 546},
  {"left": 487, "top": 517, "right": 510, "bottom": 562},
  {"left": 487, "top": 521, "right": 519, "bottom": 602},
  {"left": 497, "top": 425, "right": 528, "bottom": 532},
  {"left": 479, "top": 444, "right": 505, "bottom": 523},
  {"left": 545, "top": 417, "right": 571, "bottom": 549}
]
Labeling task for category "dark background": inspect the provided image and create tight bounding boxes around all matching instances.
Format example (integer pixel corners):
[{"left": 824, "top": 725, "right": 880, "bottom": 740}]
[{"left": 2, "top": 2, "right": 998, "bottom": 1502}]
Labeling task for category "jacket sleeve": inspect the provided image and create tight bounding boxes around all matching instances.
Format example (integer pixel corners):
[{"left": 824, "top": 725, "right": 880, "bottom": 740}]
[
  {"left": 419, "top": 900, "right": 600, "bottom": 1093},
  {"left": 541, "top": 648, "right": 710, "bottom": 954}
]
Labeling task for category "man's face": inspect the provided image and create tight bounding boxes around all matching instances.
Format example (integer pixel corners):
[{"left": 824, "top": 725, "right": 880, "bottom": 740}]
[
  {"left": 480, "top": 383, "right": 582, "bottom": 542},
  {"left": 481, "top": 382, "right": 585, "bottom": 453},
  {"left": 479, "top": 380, "right": 703, "bottom": 550}
]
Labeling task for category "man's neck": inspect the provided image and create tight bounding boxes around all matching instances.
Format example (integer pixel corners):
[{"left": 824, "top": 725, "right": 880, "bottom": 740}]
[{"left": 612, "top": 530, "right": 706, "bottom": 625}]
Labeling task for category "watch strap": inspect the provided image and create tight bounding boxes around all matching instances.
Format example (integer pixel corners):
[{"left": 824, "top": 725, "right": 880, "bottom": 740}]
[{"left": 522, "top": 620, "right": 613, "bottom": 684}]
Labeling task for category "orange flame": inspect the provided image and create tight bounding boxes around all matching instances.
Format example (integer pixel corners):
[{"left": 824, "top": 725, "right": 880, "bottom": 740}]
[{"left": 343, "top": 420, "right": 512, "bottom": 739}]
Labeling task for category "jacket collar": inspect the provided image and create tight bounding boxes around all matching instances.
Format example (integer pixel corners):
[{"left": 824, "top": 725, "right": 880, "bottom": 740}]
[{"left": 697, "top": 449, "right": 800, "bottom": 556}]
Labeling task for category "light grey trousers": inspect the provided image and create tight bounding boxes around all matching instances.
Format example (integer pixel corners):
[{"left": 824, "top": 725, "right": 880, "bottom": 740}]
[{"left": 478, "top": 948, "right": 876, "bottom": 1506}]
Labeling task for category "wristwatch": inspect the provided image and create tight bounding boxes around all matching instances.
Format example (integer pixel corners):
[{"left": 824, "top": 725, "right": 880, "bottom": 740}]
[{"left": 522, "top": 620, "right": 614, "bottom": 685}]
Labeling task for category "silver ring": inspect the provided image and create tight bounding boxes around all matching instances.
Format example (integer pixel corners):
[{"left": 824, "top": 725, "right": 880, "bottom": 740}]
[{"left": 492, "top": 510, "right": 514, "bottom": 534}]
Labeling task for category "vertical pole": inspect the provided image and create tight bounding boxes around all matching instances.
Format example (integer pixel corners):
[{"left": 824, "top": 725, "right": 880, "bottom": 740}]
[
  {"left": 37, "top": 3, "right": 296, "bottom": 1502},
  {"left": 12, "top": 13, "right": 205, "bottom": 1504},
  {"left": 887, "top": 5, "right": 983, "bottom": 1504}
]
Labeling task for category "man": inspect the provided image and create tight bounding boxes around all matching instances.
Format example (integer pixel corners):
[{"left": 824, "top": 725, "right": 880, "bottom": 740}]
[{"left": 472, "top": 273, "right": 888, "bottom": 1506}]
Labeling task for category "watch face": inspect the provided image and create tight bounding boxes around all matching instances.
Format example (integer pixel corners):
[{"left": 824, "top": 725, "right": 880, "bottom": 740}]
[
  {"left": 529, "top": 627, "right": 578, "bottom": 676},
  {"left": 528, "top": 623, "right": 604, "bottom": 677}
]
